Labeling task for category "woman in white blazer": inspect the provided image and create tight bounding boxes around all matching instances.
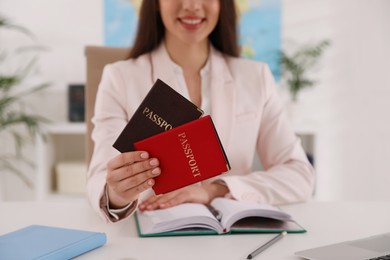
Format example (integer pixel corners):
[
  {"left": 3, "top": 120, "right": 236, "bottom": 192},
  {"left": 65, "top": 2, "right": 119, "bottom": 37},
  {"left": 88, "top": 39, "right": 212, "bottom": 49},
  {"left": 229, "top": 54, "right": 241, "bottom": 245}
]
[{"left": 87, "top": 0, "right": 315, "bottom": 223}]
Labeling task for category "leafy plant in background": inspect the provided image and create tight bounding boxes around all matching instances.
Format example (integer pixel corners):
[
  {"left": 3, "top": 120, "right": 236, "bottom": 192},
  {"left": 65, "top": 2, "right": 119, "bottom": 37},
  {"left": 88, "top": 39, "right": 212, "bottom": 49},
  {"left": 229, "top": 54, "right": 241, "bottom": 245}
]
[
  {"left": 280, "top": 40, "right": 330, "bottom": 102},
  {"left": 0, "top": 15, "right": 49, "bottom": 188}
]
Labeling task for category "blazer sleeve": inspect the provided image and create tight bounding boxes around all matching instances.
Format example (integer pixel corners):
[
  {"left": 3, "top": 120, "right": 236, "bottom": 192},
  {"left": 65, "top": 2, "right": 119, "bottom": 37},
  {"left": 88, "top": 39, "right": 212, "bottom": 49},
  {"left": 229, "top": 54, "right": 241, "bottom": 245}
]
[
  {"left": 220, "top": 64, "right": 315, "bottom": 205},
  {"left": 86, "top": 64, "right": 137, "bottom": 223}
]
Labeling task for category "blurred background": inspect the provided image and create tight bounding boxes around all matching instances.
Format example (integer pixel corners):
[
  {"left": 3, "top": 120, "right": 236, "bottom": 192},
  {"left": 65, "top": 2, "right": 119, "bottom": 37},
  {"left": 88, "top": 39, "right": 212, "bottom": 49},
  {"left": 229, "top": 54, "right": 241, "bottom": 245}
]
[{"left": 0, "top": 0, "right": 389, "bottom": 202}]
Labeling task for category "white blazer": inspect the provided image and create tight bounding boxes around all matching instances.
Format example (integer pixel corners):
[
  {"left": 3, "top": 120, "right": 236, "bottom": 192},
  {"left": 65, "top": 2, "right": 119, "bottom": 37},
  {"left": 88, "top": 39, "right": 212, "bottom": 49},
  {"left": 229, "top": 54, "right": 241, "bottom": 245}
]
[{"left": 87, "top": 44, "right": 315, "bottom": 222}]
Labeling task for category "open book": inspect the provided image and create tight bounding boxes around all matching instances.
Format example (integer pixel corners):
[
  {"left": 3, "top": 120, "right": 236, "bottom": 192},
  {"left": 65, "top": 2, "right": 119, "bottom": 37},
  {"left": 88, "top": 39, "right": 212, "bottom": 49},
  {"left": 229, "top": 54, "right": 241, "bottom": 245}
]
[{"left": 135, "top": 198, "right": 305, "bottom": 237}]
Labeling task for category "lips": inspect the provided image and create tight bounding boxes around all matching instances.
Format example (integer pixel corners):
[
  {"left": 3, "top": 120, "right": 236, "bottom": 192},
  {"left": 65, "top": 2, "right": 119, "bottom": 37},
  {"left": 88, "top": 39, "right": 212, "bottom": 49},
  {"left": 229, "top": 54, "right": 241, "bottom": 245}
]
[
  {"left": 178, "top": 16, "right": 205, "bottom": 29},
  {"left": 180, "top": 18, "right": 202, "bottom": 25}
]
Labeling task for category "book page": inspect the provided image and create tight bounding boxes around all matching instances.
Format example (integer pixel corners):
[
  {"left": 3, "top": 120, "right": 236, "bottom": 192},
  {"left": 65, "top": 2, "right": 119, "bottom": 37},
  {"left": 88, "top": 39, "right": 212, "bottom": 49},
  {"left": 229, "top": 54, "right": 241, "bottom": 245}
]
[
  {"left": 211, "top": 198, "right": 292, "bottom": 231},
  {"left": 136, "top": 203, "right": 224, "bottom": 235},
  {"left": 230, "top": 217, "right": 305, "bottom": 233}
]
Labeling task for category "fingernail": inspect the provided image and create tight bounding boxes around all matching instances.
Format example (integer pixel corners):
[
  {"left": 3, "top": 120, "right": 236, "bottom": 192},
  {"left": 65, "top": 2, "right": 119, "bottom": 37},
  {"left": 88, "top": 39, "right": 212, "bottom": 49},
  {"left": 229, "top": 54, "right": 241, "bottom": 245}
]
[
  {"left": 152, "top": 168, "right": 161, "bottom": 175},
  {"left": 140, "top": 152, "right": 149, "bottom": 159},
  {"left": 148, "top": 179, "right": 155, "bottom": 186},
  {"left": 149, "top": 159, "right": 158, "bottom": 166}
]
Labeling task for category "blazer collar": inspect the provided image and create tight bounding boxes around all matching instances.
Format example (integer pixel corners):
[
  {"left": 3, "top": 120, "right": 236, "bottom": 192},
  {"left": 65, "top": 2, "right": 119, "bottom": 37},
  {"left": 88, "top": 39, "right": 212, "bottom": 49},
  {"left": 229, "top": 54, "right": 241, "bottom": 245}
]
[
  {"left": 150, "top": 43, "right": 183, "bottom": 93},
  {"left": 150, "top": 43, "right": 234, "bottom": 147},
  {"left": 150, "top": 42, "right": 233, "bottom": 87}
]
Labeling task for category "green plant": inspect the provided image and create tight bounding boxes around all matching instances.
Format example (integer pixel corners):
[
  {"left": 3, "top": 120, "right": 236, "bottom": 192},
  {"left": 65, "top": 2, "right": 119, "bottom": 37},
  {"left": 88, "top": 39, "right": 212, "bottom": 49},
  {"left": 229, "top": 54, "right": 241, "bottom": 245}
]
[
  {"left": 280, "top": 40, "right": 330, "bottom": 102},
  {"left": 0, "top": 15, "right": 49, "bottom": 188}
]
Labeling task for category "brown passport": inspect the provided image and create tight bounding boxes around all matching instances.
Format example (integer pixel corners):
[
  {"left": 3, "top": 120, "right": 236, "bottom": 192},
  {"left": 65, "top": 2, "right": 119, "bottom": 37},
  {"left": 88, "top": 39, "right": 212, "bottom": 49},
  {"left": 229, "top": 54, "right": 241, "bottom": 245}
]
[
  {"left": 134, "top": 116, "right": 231, "bottom": 195},
  {"left": 113, "top": 79, "right": 204, "bottom": 152}
]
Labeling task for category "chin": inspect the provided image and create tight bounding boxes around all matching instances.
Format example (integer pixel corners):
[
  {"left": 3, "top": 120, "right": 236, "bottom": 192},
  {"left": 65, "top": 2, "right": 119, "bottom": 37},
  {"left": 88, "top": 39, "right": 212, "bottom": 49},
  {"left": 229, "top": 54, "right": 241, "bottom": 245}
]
[{"left": 179, "top": 35, "right": 209, "bottom": 46}]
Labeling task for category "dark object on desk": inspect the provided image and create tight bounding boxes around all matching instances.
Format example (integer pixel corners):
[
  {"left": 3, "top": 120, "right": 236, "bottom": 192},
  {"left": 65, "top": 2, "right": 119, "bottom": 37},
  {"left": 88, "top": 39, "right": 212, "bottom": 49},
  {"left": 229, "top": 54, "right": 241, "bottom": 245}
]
[
  {"left": 68, "top": 84, "right": 85, "bottom": 122},
  {"left": 0, "top": 225, "right": 107, "bottom": 259},
  {"left": 113, "top": 78, "right": 203, "bottom": 152},
  {"left": 134, "top": 116, "right": 230, "bottom": 195}
]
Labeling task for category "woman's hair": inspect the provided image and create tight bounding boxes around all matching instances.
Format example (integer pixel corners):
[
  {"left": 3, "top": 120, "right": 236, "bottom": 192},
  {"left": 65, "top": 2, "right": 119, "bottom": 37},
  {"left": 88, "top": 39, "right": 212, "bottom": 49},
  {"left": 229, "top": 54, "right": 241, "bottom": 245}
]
[{"left": 129, "top": 0, "right": 239, "bottom": 58}]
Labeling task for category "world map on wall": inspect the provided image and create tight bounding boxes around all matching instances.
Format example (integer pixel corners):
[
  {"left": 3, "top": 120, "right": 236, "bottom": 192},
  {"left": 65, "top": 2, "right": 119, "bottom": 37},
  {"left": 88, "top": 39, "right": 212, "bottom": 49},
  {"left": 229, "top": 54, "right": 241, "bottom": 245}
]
[{"left": 104, "top": 0, "right": 281, "bottom": 79}]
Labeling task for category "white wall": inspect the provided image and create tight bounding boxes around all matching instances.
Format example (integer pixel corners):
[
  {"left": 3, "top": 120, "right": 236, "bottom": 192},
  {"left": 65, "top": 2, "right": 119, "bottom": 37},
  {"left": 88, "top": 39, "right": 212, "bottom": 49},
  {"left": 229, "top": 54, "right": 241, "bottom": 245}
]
[
  {"left": 0, "top": 0, "right": 103, "bottom": 200},
  {"left": 283, "top": 0, "right": 390, "bottom": 200},
  {"left": 1, "top": 0, "right": 389, "bottom": 201},
  {"left": 1, "top": 0, "right": 103, "bottom": 121}
]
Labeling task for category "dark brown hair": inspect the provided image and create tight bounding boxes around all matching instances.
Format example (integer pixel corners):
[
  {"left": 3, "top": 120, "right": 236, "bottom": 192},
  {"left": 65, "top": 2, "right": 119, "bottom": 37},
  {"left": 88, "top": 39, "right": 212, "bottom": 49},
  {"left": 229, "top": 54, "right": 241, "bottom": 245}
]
[{"left": 129, "top": 0, "right": 239, "bottom": 59}]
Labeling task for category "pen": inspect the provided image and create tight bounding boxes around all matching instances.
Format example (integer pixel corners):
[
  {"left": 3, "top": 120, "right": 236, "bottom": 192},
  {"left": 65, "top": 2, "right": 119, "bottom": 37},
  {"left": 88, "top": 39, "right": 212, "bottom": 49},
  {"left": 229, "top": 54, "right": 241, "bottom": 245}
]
[
  {"left": 206, "top": 205, "right": 222, "bottom": 220},
  {"left": 246, "top": 231, "right": 287, "bottom": 259}
]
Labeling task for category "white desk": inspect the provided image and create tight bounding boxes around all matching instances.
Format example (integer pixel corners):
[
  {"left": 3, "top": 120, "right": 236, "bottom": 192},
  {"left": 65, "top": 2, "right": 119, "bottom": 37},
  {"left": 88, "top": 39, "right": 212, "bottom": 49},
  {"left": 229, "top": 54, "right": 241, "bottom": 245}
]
[{"left": 1, "top": 200, "right": 390, "bottom": 260}]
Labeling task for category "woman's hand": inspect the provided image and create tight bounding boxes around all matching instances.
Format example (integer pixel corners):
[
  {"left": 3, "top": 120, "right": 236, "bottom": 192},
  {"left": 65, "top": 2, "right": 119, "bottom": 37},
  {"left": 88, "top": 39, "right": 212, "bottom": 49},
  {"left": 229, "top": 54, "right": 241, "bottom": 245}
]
[
  {"left": 139, "top": 182, "right": 229, "bottom": 211},
  {"left": 106, "top": 151, "right": 160, "bottom": 208}
]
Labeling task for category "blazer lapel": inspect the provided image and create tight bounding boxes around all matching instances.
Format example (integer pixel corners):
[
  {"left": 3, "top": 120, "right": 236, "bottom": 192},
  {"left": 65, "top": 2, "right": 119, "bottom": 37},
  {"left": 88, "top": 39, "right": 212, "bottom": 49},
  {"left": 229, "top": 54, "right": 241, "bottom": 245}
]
[
  {"left": 209, "top": 47, "right": 234, "bottom": 149},
  {"left": 150, "top": 44, "right": 184, "bottom": 94}
]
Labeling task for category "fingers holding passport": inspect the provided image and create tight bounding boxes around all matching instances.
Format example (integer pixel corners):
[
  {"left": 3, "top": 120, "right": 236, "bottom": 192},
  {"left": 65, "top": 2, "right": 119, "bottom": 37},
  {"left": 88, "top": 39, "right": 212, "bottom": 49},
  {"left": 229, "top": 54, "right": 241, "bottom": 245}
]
[{"left": 106, "top": 151, "right": 161, "bottom": 208}]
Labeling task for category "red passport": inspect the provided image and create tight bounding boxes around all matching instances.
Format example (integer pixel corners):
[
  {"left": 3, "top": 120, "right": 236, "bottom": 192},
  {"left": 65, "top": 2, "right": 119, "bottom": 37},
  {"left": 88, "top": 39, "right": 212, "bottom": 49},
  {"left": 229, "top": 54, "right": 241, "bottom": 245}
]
[{"left": 134, "top": 115, "right": 230, "bottom": 195}]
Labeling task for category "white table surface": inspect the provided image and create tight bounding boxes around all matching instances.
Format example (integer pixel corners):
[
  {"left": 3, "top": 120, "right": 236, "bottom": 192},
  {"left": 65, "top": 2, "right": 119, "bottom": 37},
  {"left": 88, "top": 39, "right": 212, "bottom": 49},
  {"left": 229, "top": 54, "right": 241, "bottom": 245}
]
[{"left": 1, "top": 200, "right": 390, "bottom": 260}]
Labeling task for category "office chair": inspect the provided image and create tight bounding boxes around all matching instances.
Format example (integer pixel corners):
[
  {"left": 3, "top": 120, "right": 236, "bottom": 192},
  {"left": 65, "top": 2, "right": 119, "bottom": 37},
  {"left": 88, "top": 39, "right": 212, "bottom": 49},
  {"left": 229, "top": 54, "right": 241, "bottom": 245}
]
[{"left": 84, "top": 46, "right": 131, "bottom": 165}]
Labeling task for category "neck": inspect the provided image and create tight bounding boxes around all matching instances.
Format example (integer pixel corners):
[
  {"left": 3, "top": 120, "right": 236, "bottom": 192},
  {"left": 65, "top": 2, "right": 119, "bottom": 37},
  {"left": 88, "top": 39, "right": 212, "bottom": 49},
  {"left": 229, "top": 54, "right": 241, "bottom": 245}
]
[{"left": 164, "top": 39, "right": 209, "bottom": 75}]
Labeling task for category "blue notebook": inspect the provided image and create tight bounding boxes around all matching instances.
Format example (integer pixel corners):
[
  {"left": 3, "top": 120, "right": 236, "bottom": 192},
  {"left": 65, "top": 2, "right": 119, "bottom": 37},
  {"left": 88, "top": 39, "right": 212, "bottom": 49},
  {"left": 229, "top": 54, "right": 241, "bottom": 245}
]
[{"left": 0, "top": 225, "right": 107, "bottom": 259}]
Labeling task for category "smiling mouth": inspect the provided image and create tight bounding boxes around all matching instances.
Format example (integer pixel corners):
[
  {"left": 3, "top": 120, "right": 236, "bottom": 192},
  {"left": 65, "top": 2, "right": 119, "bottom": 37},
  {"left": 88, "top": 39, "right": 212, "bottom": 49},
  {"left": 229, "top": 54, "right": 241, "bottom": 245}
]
[{"left": 180, "top": 18, "right": 203, "bottom": 25}]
